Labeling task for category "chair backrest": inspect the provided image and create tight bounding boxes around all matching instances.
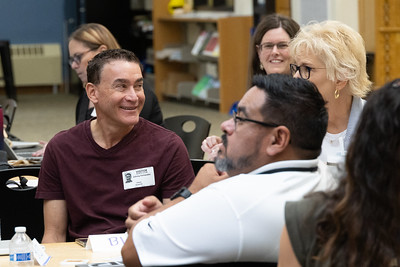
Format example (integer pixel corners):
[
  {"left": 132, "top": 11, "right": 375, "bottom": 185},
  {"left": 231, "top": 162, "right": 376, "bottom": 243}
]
[
  {"left": 0, "top": 167, "right": 43, "bottom": 242},
  {"left": 0, "top": 40, "right": 17, "bottom": 100},
  {"left": 2, "top": 98, "right": 17, "bottom": 133},
  {"left": 164, "top": 115, "right": 211, "bottom": 159},
  {"left": 190, "top": 159, "right": 214, "bottom": 175}
]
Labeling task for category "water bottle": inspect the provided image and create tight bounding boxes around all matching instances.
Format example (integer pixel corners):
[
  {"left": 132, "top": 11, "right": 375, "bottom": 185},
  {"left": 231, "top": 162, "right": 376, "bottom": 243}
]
[{"left": 9, "top": 226, "right": 34, "bottom": 266}]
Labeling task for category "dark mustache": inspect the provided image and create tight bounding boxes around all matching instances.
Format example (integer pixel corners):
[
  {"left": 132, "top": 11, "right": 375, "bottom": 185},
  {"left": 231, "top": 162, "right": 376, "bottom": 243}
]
[{"left": 221, "top": 134, "right": 227, "bottom": 147}]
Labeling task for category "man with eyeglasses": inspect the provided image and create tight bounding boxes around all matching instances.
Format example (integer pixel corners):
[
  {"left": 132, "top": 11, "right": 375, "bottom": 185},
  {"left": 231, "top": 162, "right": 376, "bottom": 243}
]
[{"left": 121, "top": 74, "right": 330, "bottom": 266}]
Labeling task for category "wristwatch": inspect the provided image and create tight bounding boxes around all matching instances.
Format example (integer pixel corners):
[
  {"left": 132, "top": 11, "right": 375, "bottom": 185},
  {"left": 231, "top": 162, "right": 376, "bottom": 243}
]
[{"left": 170, "top": 186, "right": 192, "bottom": 200}]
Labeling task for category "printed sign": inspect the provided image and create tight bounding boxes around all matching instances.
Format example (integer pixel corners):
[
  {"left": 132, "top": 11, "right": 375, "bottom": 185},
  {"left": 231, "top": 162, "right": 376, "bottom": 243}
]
[
  {"left": 32, "top": 238, "right": 51, "bottom": 266},
  {"left": 85, "top": 233, "right": 128, "bottom": 252}
]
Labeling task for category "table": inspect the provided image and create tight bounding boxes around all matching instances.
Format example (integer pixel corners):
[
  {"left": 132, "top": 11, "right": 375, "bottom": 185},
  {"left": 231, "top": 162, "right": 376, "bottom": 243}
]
[{"left": 0, "top": 242, "right": 122, "bottom": 266}]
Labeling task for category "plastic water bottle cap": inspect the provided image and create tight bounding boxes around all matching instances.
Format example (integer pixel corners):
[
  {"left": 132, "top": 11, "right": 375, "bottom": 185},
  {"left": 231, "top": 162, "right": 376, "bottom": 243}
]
[{"left": 14, "top": 226, "right": 26, "bottom": 232}]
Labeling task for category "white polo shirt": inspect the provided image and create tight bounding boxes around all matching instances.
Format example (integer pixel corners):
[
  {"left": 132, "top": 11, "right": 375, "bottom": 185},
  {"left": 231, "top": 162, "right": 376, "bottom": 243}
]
[{"left": 133, "top": 159, "right": 329, "bottom": 266}]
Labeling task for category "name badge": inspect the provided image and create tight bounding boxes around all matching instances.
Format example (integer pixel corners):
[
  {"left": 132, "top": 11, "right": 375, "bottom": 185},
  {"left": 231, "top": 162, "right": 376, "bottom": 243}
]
[{"left": 122, "top": 167, "right": 155, "bottom": 190}]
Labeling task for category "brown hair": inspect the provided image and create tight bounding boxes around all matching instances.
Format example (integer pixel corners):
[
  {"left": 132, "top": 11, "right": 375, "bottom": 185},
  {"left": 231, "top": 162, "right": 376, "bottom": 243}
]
[{"left": 248, "top": 13, "right": 300, "bottom": 86}]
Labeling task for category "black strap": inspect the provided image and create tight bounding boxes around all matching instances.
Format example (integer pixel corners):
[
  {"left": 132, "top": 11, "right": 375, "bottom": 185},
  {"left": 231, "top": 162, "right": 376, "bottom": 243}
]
[
  {"left": 5, "top": 175, "right": 30, "bottom": 190},
  {"left": 258, "top": 166, "right": 318, "bottom": 175}
]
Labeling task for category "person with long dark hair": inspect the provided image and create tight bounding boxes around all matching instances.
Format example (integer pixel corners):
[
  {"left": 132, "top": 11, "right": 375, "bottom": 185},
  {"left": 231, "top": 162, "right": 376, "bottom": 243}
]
[{"left": 278, "top": 78, "right": 400, "bottom": 267}]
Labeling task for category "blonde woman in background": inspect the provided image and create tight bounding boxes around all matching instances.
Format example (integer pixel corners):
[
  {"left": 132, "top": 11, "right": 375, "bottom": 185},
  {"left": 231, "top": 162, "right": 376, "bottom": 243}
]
[{"left": 68, "top": 23, "right": 119, "bottom": 124}]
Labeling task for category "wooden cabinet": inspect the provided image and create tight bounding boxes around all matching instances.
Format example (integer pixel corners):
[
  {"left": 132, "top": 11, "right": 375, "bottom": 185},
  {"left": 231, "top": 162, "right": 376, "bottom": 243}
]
[
  {"left": 373, "top": 0, "right": 400, "bottom": 87},
  {"left": 152, "top": 0, "right": 253, "bottom": 113}
]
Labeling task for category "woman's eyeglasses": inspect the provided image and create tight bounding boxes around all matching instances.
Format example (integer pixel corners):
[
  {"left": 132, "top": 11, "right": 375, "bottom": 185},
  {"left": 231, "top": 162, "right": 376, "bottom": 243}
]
[
  {"left": 290, "top": 64, "right": 326, "bottom": 80},
  {"left": 68, "top": 49, "right": 95, "bottom": 66},
  {"left": 257, "top": 42, "right": 289, "bottom": 53}
]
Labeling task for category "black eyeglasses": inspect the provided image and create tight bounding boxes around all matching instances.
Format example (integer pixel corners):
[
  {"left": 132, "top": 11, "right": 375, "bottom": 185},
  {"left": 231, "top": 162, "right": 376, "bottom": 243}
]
[
  {"left": 233, "top": 111, "right": 279, "bottom": 129},
  {"left": 290, "top": 63, "right": 326, "bottom": 80},
  {"left": 68, "top": 49, "right": 95, "bottom": 66}
]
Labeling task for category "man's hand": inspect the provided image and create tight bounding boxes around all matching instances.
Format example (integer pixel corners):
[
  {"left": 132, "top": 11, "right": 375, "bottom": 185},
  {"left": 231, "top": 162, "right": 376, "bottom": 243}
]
[
  {"left": 32, "top": 140, "right": 48, "bottom": 157},
  {"left": 189, "top": 163, "right": 229, "bottom": 194},
  {"left": 125, "top": 196, "right": 163, "bottom": 231},
  {"left": 201, "top": 136, "right": 223, "bottom": 161}
]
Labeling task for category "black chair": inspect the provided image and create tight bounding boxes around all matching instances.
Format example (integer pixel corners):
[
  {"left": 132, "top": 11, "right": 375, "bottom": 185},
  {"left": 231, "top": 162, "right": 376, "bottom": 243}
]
[
  {"left": 0, "top": 40, "right": 17, "bottom": 100},
  {"left": 2, "top": 98, "right": 17, "bottom": 133},
  {"left": 0, "top": 167, "right": 43, "bottom": 242},
  {"left": 190, "top": 159, "right": 214, "bottom": 175},
  {"left": 164, "top": 115, "right": 211, "bottom": 159}
]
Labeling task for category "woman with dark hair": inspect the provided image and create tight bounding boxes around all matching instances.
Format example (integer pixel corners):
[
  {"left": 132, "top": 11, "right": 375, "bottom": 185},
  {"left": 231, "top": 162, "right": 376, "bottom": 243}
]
[
  {"left": 202, "top": 13, "right": 300, "bottom": 160},
  {"left": 278, "top": 78, "right": 400, "bottom": 267},
  {"left": 250, "top": 13, "right": 300, "bottom": 78}
]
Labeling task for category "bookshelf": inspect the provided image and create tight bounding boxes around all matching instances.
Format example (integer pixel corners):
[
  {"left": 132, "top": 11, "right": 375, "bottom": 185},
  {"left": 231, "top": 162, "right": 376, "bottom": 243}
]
[{"left": 152, "top": 0, "right": 253, "bottom": 113}]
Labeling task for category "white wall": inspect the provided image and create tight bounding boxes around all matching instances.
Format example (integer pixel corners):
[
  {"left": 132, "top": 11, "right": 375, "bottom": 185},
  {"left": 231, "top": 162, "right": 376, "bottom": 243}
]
[
  {"left": 234, "top": 0, "right": 253, "bottom": 16},
  {"left": 327, "top": 0, "right": 358, "bottom": 31},
  {"left": 291, "top": 0, "right": 359, "bottom": 31}
]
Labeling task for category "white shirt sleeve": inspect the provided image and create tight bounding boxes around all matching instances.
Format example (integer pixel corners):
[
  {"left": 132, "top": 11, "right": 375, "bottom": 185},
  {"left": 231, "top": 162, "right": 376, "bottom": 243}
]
[{"left": 132, "top": 187, "right": 241, "bottom": 266}]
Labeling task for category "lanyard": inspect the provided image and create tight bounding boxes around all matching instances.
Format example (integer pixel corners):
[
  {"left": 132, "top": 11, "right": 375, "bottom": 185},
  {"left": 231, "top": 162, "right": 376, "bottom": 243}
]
[{"left": 258, "top": 166, "right": 318, "bottom": 175}]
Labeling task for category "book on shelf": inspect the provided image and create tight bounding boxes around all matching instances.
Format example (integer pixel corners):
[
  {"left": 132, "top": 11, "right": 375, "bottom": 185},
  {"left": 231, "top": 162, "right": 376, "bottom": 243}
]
[
  {"left": 192, "top": 75, "right": 220, "bottom": 100},
  {"left": 191, "top": 31, "right": 219, "bottom": 58},
  {"left": 191, "top": 30, "right": 210, "bottom": 56},
  {"left": 201, "top": 31, "right": 219, "bottom": 57}
]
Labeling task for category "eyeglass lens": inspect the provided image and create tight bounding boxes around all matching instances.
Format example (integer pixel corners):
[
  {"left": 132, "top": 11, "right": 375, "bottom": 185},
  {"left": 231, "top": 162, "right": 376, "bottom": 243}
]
[
  {"left": 68, "top": 54, "right": 83, "bottom": 66},
  {"left": 259, "top": 42, "right": 288, "bottom": 52},
  {"left": 69, "top": 49, "right": 93, "bottom": 66},
  {"left": 290, "top": 64, "right": 310, "bottom": 80}
]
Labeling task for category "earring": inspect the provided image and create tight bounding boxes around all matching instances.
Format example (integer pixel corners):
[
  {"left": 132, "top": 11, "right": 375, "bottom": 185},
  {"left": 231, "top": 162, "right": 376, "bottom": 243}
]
[
  {"left": 260, "top": 63, "right": 264, "bottom": 70},
  {"left": 334, "top": 89, "right": 340, "bottom": 99}
]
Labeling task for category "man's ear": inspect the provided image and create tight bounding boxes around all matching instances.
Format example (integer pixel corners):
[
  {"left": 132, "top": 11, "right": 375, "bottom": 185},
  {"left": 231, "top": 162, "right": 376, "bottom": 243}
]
[
  {"left": 266, "top": 126, "right": 291, "bottom": 156},
  {"left": 86, "top": 82, "right": 98, "bottom": 104}
]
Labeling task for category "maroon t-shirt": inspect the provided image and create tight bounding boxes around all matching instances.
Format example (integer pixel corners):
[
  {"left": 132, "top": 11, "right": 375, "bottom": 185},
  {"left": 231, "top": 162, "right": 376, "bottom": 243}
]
[{"left": 36, "top": 118, "right": 195, "bottom": 239}]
